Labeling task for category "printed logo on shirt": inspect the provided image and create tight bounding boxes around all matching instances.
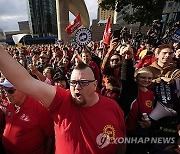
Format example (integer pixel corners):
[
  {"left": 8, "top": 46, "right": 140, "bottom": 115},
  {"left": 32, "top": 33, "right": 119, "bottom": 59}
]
[
  {"left": 103, "top": 125, "right": 116, "bottom": 143},
  {"left": 145, "top": 100, "right": 152, "bottom": 108},
  {"left": 96, "top": 125, "right": 115, "bottom": 148},
  {"left": 20, "top": 114, "right": 30, "bottom": 122},
  {"left": 7, "top": 111, "right": 11, "bottom": 117}
]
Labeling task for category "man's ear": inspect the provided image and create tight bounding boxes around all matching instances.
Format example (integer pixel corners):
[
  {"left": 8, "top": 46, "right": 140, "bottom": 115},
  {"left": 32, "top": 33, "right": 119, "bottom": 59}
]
[
  {"left": 94, "top": 80, "right": 98, "bottom": 90},
  {"left": 134, "top": 77, "right": 137, "bottom": 82},
  {"left": 154, "top": 48, "right": 159, "bottom": 58}
]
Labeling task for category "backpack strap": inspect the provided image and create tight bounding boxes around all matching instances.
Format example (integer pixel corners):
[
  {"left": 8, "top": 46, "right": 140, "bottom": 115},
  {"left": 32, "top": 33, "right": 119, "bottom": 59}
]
[{"left": 175, "top": 79, "right": 180, "bottom": 98}]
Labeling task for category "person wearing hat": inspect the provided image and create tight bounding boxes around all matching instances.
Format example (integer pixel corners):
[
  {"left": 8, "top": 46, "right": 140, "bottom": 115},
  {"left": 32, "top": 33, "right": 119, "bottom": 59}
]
[
  {"left": 53, "top": 72, "right": 69, "bottom": 89},
  {"left": 0, "top": 79, "right": 55, "bottom": 153},
  {"left": 122, "top": 67, "right": 154, "bottom": 154}
]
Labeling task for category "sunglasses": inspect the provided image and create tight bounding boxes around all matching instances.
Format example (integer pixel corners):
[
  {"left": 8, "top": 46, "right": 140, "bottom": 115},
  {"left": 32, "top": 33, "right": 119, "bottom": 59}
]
[
  {"left": 1, "top": 88, "right": 16, "bottom": 95},
  {"left": 110, "top": 58, "right": 120, "bottom": 62},
  {"left": 69, "top": 80, "right": 95, "bottom": 87}
]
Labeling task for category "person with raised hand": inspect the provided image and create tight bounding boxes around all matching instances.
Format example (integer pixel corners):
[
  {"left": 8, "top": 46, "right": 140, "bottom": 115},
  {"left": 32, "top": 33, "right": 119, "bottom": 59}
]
[{"left": 0, "top": 45, "right": 126, "bottom": 154}]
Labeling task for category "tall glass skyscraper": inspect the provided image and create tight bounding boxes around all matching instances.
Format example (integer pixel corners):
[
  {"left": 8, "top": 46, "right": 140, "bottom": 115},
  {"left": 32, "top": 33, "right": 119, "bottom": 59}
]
[{"left": 28, "top": 0, "right": 57, "bottom": 37}]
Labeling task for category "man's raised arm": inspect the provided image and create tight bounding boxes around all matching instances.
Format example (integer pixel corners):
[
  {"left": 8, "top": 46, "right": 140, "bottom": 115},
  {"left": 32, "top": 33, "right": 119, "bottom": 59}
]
[{"left": 0, "top": 45, "right": 56, "bottom": 108}]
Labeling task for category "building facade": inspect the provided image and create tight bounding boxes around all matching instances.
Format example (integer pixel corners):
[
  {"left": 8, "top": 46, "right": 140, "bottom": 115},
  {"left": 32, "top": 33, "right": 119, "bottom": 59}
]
[
  {"left": 18, "top": 21, "right": 30, "bottom": 31},
  {"left": 97, "top": 0, "right": 114, "bottom": 22},
  {"left": 161, "top": 1, "right": 180, "bottom": 32},
  {"left": 28, "top": 0, "right": 57, "bottom": 37},
  {"left": 91, "top": 19, "right": 120, "bottom": 42}
]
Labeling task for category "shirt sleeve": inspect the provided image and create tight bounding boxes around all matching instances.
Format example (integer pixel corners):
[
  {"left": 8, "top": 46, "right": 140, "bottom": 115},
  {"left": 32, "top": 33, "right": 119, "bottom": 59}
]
[
  {"left": 44, "top": 77, "right": 52, "bottom": 85},
  {"left": 49, "top": 86, "right": 69, "bottom": 113}
]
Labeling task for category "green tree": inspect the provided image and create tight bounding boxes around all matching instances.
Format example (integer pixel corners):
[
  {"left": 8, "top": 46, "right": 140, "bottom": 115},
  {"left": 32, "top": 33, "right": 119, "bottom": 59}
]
[{"left": 100, "top": 0, "right": 173, "bottom": 29}]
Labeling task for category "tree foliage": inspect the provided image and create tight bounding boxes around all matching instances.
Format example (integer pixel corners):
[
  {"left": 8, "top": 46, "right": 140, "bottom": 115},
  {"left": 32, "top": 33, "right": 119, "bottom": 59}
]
[{"left": 99, "top": 0, "right": 176, "bottom": 27}]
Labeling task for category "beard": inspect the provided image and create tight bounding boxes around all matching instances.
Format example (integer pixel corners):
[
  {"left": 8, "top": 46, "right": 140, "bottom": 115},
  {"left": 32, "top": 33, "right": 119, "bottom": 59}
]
[
  {"left": 111, "top": 64, "right": 120, "bottom": 69},
  {"left": 72, "top": 97, "right": 86, "bottom": 107}
]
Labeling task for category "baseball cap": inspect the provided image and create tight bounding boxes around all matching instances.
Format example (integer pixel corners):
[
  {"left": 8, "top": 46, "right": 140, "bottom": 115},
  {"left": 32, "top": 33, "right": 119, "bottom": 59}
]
[
  {"left": 53, "top": 72, "right": 67, "bottom": 82},
  {"left": 39, "top": 53, "right": 48, "bottom": 58},
  {"left": 0, "top": 79, "right": 14, "bottom": 88}
]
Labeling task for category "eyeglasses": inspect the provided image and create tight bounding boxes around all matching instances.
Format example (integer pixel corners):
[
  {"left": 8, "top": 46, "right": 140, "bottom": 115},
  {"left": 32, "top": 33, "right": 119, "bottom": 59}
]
[
  {"left": 139, "top": 76, "right": 152, "bottom": 80},
  {"left": 1, "top": 88, "right": 16, "bottom": 95},
  {"left": 110, "top": 58, "right": 120, "bottom": 62},
  {"left": 69, "top": 80, "right": 95, "bottom": 87}
]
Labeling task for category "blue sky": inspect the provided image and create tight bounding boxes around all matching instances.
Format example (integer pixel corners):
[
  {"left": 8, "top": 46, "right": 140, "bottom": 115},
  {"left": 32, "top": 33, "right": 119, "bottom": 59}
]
[{"left": 0, "top": 0, "right": 98, "bottom": 32}]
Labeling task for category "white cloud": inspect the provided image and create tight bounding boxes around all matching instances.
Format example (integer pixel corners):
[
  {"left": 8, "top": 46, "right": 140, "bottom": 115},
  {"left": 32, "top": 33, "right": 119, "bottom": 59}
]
[
  {"left": 0, "top": 15, "right": 24, "bottom": 20},
  {"left": 0, "top": 0, "right": 97, "bottom": 32},
  {"left": 0, "top": 0, "right": 28, "bottom": 31}
]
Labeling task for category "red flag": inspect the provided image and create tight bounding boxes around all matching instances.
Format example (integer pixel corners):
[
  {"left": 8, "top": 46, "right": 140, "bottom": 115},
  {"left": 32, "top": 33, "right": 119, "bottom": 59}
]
[
  {"left": 65, "top": 13, "right": 82, "bottom": 35},
  {"left": 103, "top": 16, "right": 111, "bottom": 45}
]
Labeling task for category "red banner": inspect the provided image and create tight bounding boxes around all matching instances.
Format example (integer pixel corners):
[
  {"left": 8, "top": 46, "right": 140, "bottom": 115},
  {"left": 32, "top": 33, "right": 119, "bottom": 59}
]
[
  {"left": 103, "top": 16, "right": 111, "bottom": 45},
  {"left": 65, "top": 13, "right": 82, "bottom": 35}
]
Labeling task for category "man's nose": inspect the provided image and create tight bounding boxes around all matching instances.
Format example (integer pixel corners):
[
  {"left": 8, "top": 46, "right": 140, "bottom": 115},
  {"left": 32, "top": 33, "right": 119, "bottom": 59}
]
[
  {"left": 75, "top": 82, "right": 81, "bottom": 89},
  {"left": 144, "top": 78, "right": 149, "bottom": 81}
]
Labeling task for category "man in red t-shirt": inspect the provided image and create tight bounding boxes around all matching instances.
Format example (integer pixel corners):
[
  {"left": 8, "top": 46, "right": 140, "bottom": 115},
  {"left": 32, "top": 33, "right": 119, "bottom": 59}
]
[
  {"left": 101, "top": 39, "right": 122, "bottom": 102},
  {"left": 0, "top": 79, "right": 55, "bottom": 154},
  {"left": 0, "top": 45, "right": 126, "bottom": 154}
]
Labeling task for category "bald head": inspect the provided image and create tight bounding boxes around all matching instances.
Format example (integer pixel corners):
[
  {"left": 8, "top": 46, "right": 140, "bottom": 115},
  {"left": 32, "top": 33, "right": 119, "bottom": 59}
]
[{"left": 71, "top": 62, "right": 95, "bottom": 80}]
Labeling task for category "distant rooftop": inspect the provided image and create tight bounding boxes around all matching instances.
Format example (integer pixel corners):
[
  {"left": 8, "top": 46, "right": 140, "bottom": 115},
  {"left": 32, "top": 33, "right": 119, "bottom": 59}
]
[{"left": 98, "top": 19, "right": 108, "bottom": 24}]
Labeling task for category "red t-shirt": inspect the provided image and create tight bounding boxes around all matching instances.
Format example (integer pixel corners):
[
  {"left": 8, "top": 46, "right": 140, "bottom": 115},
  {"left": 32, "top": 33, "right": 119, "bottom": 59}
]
[
  {"left": 126, "top": 89, "right": 154, "bottom": 133},
  {"left": 0, "top": 99, "right": 8, "bottom": 138},
  {"left": 0, "top": 110, "right": 5, "bottom": 138},
  {"left": 2, "top": 97, "right": 54, "bottom": 154},
  {"left": 49, "top": 87, "right": 126, "bottom": 154}
]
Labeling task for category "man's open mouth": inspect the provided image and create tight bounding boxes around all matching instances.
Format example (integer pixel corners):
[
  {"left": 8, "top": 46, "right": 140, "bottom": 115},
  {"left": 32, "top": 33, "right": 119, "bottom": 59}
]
[{"left": 75, "top": 93, "right": 81, "bottom": 98}]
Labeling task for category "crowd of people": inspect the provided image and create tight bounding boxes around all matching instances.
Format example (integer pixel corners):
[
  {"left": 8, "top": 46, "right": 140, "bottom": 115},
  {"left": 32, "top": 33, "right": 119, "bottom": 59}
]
[{"left": 0, "top": 26, "right": 179, "bottom": 154}]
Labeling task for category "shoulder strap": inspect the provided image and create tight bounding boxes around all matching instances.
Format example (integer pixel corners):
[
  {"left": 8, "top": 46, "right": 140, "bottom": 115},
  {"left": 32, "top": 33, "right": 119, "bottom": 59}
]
[
  {"left": 175, "top": 79, "right": 180, "bottom": 98},
  {"left": 171, "top": 69, "right": 180, "bottom": 79}
]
